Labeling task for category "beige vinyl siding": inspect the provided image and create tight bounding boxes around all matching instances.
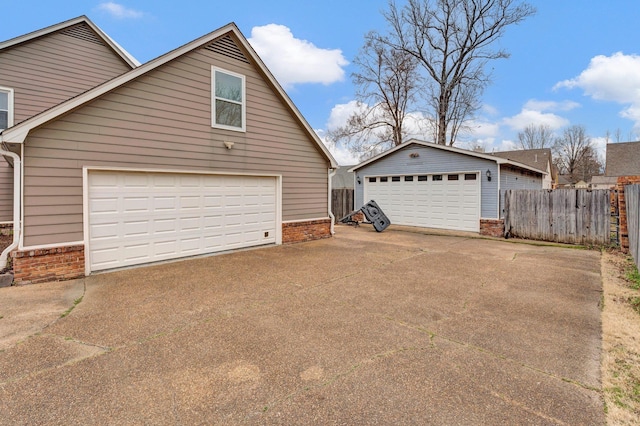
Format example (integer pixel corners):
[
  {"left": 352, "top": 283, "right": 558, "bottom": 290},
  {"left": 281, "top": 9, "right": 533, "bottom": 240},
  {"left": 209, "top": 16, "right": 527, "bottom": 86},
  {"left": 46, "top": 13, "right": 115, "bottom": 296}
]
[
  {"left": 0, "top": 23, "right": 132, "bottom": 124},
  {"left": 0, "top": 160, "right": 13, "bottom": 223},
  {"left": 21, "top": 36, "right": 329, "bottom": 247}
]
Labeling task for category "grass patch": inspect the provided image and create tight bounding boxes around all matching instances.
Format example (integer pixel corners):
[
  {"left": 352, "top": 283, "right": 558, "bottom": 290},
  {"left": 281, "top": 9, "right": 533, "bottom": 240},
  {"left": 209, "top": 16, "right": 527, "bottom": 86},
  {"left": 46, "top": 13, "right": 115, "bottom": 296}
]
[
  {"left": 625, "top": 262, "right": 640, "bottom": 290},
  {"left": 60, "top": 296, "right": 83, "bottom": 318}
]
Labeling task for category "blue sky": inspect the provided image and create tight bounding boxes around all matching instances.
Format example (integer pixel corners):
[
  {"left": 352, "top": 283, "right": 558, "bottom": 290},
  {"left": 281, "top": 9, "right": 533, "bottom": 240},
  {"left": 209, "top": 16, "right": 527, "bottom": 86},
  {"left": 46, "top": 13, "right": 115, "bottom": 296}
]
[{"left": 3, "top": 1, "right": 640, "bottom": 164}]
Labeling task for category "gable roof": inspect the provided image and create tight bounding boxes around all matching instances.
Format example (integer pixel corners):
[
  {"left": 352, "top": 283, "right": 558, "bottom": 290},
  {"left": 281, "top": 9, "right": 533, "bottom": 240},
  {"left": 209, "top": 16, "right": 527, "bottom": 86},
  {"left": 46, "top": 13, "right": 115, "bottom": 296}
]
[
  {"left": 491, "top": 148, "right": 552, "bottom": 173},
  {"left": 0, "top": 15, "right": 140, "bottom": 68},
  {"left": 0, "top": 22, "right": 337, "bottom": 168},
  {"left": 348, "top": 139, "right": 546, "bottom": 175},
  {"left": 605, "top": 141, "right": 640, "bottom": 176}
]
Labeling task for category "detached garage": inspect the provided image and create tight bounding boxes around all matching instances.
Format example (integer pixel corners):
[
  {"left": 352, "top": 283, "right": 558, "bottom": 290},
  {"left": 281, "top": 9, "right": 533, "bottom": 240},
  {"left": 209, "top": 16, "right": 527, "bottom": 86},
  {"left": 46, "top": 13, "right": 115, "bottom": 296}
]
[{"left": 350, "top": 140, "right": 545, "bottom": 235}]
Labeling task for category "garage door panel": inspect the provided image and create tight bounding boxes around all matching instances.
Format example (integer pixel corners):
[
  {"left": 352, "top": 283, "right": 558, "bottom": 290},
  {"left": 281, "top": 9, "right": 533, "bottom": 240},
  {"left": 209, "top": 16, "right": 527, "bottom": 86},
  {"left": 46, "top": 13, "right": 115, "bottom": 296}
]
[
  {"left": 88, "top": 171, "right": 278, "bottom": 272},
  {"left": 365, "top": 173, "right": 479, "bottom": 232}
]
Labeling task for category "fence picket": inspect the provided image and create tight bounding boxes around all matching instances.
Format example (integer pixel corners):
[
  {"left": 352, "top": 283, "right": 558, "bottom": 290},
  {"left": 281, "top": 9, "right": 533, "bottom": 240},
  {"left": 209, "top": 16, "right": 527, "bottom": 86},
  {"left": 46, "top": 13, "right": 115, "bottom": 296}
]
[
  {"left": 505, "top": 189, "right": 611, "bottom": 245},
  {"left": 625, "top": 185, "right": 640, "bottom": 268}
]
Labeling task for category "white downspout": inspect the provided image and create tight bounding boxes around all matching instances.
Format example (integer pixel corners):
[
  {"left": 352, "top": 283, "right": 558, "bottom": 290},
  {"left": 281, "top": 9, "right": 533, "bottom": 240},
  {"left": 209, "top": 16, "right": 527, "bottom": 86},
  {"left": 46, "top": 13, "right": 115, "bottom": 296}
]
[
  {"left": 0, "top": 148, "right": 21, "bottom": 270},
  {"left": 328, "top": 167, "right": 337, "bottom": 235}
]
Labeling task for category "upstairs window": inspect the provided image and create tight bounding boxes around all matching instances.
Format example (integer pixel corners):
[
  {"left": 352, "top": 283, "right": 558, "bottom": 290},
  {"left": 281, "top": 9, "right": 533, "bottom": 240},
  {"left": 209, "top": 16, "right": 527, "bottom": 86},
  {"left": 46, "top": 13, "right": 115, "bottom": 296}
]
[
  {"left": 0, "top": 88, "right": 13, "bottom": 131},
  {"left": 212, "top": 67, "right": 245, "bottom": 131}
]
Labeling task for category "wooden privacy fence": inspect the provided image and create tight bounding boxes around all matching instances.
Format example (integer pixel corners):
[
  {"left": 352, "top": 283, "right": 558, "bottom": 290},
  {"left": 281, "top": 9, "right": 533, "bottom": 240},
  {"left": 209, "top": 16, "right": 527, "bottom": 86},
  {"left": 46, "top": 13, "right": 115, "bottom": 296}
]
[
  {"left": 331, "top": 188, "right": 354, "bottom": 220},
  {"left": 504, "top": 189, "right": 611, "bottom": 245},
  {"left": 625, "top": 185, "right": 640, "bottom": 268}
]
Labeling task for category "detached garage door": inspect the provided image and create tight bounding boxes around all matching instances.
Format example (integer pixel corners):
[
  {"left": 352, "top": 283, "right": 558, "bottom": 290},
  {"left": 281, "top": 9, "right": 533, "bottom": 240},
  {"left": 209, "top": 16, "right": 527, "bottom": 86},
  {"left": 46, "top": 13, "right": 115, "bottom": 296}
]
[
  {"left": 87, "top": 171, "right": 278, "bottom": 272},
  {"left": 364, "top": 173, "right": 480, "bottom": 232}
]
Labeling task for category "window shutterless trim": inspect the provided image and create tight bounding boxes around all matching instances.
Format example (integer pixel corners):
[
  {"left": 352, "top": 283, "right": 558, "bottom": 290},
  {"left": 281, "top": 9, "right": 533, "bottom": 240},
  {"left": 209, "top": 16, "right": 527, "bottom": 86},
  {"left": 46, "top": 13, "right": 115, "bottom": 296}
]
[
  {"left": 0, "top": 87, "right": 15, "bottom": 131},
  {"left": 211, "top": 66, "right": 246, "bottom": 132}
]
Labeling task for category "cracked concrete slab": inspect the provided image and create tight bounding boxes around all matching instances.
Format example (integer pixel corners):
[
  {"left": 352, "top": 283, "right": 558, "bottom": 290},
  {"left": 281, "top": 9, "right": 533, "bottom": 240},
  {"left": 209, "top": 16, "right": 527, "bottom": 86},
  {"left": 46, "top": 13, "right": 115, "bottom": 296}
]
[{"left": 0, "top": 225, "right": 603, "bottom": 424}]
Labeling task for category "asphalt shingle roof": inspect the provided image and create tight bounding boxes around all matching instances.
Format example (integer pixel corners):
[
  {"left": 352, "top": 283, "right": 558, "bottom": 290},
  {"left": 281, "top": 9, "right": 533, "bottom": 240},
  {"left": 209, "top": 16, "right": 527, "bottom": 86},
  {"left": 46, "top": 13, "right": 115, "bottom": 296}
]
[
  {"left": 491, "top": 148, "right": 552, "bottom": 173},
  {"left": 605, "top": 141, "right": 640, "bottom": 176}
]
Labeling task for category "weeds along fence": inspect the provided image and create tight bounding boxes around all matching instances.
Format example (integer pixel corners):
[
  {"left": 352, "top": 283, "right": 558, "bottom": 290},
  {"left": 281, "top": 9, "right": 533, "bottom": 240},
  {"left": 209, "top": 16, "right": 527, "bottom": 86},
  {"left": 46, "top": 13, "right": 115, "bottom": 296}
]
[
  {"left": 504, "top": 189, "right": 611, "bottom": 245},
  {"left": 625, "top": 185, "right": 640, "bottom": 268},
  {"left": 331, "top": 188, "right": 354, "bottom": 220}
]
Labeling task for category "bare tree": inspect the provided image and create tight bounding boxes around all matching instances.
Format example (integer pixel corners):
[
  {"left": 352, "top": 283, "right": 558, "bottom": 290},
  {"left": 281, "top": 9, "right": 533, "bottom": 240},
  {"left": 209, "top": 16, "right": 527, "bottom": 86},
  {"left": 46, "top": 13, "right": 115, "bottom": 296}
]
[
  {"left": 517, "top": 124, "right": 553, "bottom": 149},
  {"left": 553, "top": 125, "right": 602, "bottom": 182},
  {"left": 329, "top": 31, "right": 422, "bottom": 159},
  {"left": 383, "top": 0, "right": 535, "bottom": 146}
]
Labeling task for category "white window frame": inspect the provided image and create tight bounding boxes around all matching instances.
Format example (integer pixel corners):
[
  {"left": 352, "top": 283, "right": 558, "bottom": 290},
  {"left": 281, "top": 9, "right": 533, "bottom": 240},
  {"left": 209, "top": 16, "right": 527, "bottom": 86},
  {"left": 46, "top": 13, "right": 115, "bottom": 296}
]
[
  {"left": 0, "top": 87, "right": 14, "bottom": 131},
  {"left": 211, "top": 66, "right": 246, "bottom": 132}
]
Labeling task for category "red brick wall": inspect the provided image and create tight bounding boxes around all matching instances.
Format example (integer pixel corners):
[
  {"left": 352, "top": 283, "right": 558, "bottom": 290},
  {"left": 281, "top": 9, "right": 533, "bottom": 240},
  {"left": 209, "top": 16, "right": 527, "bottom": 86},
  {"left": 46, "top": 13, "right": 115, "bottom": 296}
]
[
  {"left": 616, "top": 176, "right": 640, "bottom": 252},
  {"left": 480, "top": 219, "right": 504, "bottom": 237},
  {"left": 12, "top": 245, "right": 85, "bottom": 285},
  {"left": 282, "top": 219, "right": 332, "bottom": 244}
]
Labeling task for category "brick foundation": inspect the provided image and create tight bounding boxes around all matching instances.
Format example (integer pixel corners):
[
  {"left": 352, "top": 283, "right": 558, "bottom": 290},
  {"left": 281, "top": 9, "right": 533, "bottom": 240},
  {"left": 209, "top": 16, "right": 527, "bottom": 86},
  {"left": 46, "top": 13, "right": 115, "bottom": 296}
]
[
  {"left": 0, "top": 223, "right": 12, "bottom": 236},
  {"left": 616, "top": 176, "right": 640, "bottom": 252},
  {"left": 12, "top": 245, "right": 85, "bottom": 285},
  {"left": 282, "top": 219, "right": 332, "bottom": 244},
  {"left": 480, "top": 219, "right": 504, "bottom": 237}
]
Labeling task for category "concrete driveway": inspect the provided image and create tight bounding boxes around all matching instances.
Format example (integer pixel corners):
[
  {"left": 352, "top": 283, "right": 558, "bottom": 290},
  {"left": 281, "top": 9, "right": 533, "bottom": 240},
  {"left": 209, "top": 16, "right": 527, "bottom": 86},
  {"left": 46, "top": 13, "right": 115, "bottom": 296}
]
[{"left": 0, "top": 225, "right": 603, "bottom": 425}]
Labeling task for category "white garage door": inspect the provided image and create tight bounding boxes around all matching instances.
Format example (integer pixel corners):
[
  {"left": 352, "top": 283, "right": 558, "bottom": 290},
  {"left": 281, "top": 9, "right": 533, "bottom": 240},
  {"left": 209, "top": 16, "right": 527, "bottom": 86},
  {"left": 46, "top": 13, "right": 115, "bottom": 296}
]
[
  {"left": 87, "top": 171, "right": 278, "bottom": 272},
  {"left": 364, "top": 173, "right": 480, "bottom": 232}
]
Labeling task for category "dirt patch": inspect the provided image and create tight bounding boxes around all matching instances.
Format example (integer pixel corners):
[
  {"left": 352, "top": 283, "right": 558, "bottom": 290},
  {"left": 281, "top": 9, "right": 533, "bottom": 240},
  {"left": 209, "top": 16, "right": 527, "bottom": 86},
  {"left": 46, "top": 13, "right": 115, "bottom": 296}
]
[
  {"left": 0, "top": 234, "right": 11, "bottom": 254},
  {"left": 601, "top": 250, "right": 640, "bottom": 424}
]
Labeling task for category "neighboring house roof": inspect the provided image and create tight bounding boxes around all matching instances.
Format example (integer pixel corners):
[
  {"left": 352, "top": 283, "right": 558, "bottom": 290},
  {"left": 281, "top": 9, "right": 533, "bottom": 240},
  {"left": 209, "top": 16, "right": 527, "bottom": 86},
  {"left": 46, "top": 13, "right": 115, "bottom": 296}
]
[
  {"left": 0, "top": 15, "right": 140, "bottom": 68},
  {"left": 491, "top": 148, "right": 552, "bottom": 174},
  {"left": 605, "top": 141, "right": 640, "bottom": 176},
  {"left": 590, "top": 175, "right": 617, "bottom": 186},
  {"left": 557, "top": 175, "right": 573, "bottom": 186},
  {"left": 332, "top": 166, "right": 356, "bottom": 189},
  {"left": 349, "top": 139, "right": 546, "bottom": 175},
  {"left": 0, "top": 22, "right": 337, "bottom": 168}
]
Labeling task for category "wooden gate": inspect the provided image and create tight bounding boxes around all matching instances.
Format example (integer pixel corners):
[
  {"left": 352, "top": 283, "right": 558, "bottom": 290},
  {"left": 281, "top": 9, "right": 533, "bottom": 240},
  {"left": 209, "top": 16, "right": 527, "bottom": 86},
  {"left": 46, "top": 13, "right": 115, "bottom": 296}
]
[
  {"left": 331, "top": 188, "right": 354, "bottom": 220},
  {"left": 504, "top": 189, "right": 611, "bottom": 245}
]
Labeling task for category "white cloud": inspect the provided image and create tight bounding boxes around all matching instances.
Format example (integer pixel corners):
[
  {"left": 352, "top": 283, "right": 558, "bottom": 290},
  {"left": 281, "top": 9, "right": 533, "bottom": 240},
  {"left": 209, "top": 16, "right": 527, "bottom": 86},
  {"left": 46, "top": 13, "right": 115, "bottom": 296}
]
[
  {"left": 98, "top": 2, "right": 143, "bottom": 19},
  {"left": 466, "top": 119, "right": 500, "bottom": 139},
  {"left": 248, "top": 24, "right": 348, "bottom": 89},
  {"left": 523, "top": 99, "right": 580, "bottom": 112},
  {"left": 591, "top": 136, "right": 608, "bottom": 160},
  {"left": 495, "top": 139, "right": 518, "bottom": 152},
  {"left": 315, "top": 128, "right": 359, "bottom": 165},
  {"left": 503, "top": 101, "right": 570, "bottom": 131},
  {"left": 555, "top": 52, "right": 640, "bottom": 103},
  {"left": 555, "top": 52, "right": 640, "bottom": 128},
  {"left": 326, "top": 100, "right": 364, "bottom": 130}
]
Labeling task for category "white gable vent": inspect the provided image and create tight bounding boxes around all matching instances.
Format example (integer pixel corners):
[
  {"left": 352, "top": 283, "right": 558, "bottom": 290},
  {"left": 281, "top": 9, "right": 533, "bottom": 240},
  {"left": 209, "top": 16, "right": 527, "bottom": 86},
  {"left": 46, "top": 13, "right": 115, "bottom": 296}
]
[
  {"left": 204, "top": 35, "right": 250, "bottom": 64},
  {"left": 61, "top": 23, "right": 105, "bottom": 46}
]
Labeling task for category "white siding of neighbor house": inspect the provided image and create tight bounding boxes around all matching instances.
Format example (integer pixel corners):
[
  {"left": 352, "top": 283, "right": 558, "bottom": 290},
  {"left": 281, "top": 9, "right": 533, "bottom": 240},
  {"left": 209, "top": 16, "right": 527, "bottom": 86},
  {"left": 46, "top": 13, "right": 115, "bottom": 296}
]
[
  {"left": 20, "top": 34, "right": 330, "bottom": 247},
  {"left": 353, "top": 144, "right": 500, "bottom": 219},
  {"left": 499, "top": 165, "right": 543, "bottom": 217}
]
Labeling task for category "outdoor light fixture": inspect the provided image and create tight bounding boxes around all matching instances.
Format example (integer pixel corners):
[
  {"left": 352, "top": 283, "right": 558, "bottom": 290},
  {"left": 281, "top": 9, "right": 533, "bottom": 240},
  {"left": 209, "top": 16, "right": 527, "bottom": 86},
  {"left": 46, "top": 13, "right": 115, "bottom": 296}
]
[
  {"left": 486, "top": 169, "right": 492, "bottom": 181},
  {"left": 357, "top": 176, "right": 362, "bottom": 184}
]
